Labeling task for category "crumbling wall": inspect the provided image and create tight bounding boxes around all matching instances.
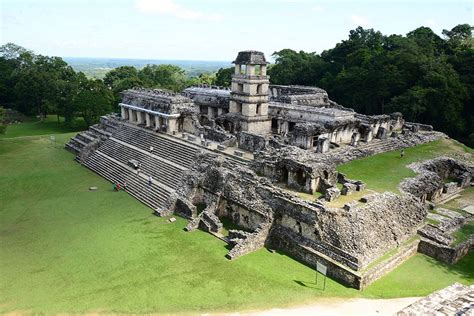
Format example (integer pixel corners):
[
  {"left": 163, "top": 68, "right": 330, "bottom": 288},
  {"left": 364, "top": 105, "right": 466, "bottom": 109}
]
[
  {"left": 400, "top": 157, "right": 473, "bottom": 202},
  {"left": 238, "top": 131, "right": 268, "bottom": 152}
]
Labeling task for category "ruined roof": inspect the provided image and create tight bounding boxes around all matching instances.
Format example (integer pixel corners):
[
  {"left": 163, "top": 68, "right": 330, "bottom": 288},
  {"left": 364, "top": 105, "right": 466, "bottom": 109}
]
[
  {"left": 233, "top": 51, "right": 268, "bottom": 65},
  {"left": 120, "top": 87, "right": 195, "bottom": 114},
  {"left": 269, "top": 85, "right": 328, "bottom": 95},
  {"left": 121, "top": 87, "right": 191, "bottom": 103},
  {"left": 183, "top": 85, "right": 231, "bottom": 97},
  {"left": 269, "top": 101, "right": 356, "bottom": 120},
  {"left": 182, "top": 85, "right": 230, "bottom": 109}
]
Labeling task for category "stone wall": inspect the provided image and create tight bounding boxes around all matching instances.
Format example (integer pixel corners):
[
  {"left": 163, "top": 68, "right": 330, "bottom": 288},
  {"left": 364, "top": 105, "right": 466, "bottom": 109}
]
[
  {"left": 400, "top": 157, "right": 473, "bottom": 202},
  {"left": 418, "top": 237, "right": 474, "bottom": 264},
  {"left": 238, "top": 131, "right": 268, "bottom": 152}
]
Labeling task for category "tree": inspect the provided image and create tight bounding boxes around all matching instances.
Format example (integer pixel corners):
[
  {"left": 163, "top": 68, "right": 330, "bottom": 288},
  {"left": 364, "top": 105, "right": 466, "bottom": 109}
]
[
  {"left": 269, "top": 49, "right": 326, "bottom": 85},
  {"left": 138, "top": 64, "right": 186, "bottom": 91},
  {"left": 103, "top": 66, "right": 139, "bottom": 88},
  {"left": 74, "top": 79, "right": 113, "bottom": 127},
  {"left": 214, "top": 67, "right": 234, "bottom": 87},
  {"left": 0, "top": 43, "right": 33, "bottom": 60},
  {"left": 442, "top": 24, "right": 472, "bottom": 49},
  {"left": 13, "top": 55, "right": 77, "bottom": 121},
  {"left": 0, "top": 107, "right": 7, "bottom": 134}
]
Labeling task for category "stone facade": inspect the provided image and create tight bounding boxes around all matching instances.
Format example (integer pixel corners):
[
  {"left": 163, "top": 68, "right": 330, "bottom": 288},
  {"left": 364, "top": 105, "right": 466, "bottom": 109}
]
[
  {"left": 397, "top": 283, "right": 474, "bottom": 315},
  {"left": 68, "top": 50, "right": 473, "bottom": 291}
]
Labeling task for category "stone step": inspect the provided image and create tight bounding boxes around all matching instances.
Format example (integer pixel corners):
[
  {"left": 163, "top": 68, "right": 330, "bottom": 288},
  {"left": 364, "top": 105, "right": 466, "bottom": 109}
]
[
  {"left": 97, "top": 139, "right": 184, "bottom": 189},
  {"left": 112, "top": 125, "right": 198, "bottom": 168},
  {"left": 82, "top": 151, "right": 171, "bottom": 210}
]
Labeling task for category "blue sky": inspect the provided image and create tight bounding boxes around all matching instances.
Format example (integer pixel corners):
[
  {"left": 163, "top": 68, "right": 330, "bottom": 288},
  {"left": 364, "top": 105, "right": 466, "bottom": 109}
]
[{"left": 1, "top": 0, "right": 472, "bottom": 61}]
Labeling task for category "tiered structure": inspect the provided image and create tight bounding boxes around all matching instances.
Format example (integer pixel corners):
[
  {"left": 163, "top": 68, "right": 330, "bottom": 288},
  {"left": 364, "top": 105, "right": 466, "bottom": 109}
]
[
  {"left": 228, "top": 51, "right": 272, "bottom": 134},
  {"left": 66, "top": 50, "right": 473, "bottom": 290}
]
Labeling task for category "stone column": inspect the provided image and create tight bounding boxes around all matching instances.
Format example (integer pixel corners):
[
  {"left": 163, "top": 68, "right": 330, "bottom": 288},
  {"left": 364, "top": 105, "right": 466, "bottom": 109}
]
[
  {"left": 128, "top": 109, "right": 134, "bottom": 122},
  {"left": 137, "top": 111, "right": 143, "bottom": 124},
  {"left": 208, "top": 107, "right": 214, "bottom": 119},
  {"left": 167, "top": 118, "right": 177, "bottom": 133},
  {"left": 121, "top": 107, "right": 126, "bottom": 120},
  {"left": 154, "top": 115, "right": 160, "bottom": 131},
  {"left": 145, "top": 113, "right": 151, "bottom": 127}
]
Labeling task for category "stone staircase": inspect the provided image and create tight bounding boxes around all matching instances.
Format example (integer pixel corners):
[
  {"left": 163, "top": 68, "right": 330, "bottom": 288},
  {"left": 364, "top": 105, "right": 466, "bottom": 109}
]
[
  {"left": 65, "top": 116, "right": 119, "bottom": 155},
  {"left": 82, "top": 150, "right": 171, "bottom": 210},
  {"left": 97, "top": 139, "right": 185, "bottom": 190},
  {"left": 112, "top": 125, "right": 198, "bottom": 168},
  {"left": 76, "top": 122, "right": 202, "bottom": 212}
]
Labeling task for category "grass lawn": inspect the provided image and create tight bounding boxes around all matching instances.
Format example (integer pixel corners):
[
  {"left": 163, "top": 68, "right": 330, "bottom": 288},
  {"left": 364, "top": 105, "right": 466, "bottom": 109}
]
[
  {"left": 0, "top": 115, "right": 86, "bottom": 139},
  {"left": 452, "top": 222, "right": 474, "bottom": 246},
  {"left": 337, "top": 138, "right": 473, "bottom": 193},
  {"left": 0, "top": 131, "right": 473, "bottom": 313}
]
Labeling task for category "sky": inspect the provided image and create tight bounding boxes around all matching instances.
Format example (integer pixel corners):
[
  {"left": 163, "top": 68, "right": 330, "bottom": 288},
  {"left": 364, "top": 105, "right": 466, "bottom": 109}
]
[{"left": 0, "top": 0, "right": 472, "bottom": 61}]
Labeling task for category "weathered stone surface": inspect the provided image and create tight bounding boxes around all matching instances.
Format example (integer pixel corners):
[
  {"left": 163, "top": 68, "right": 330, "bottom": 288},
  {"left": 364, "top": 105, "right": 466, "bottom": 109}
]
[
  {"left": 341, "top": 183, "right": 357, "bottom": 195},
  {"left": 400, "top": 157, "right": 473, "bottom": 202},
  {"left": 325, "top": 187, "right": 341, "bottom": 201},
  {"left": 398, "top": 283, "right": 474, "bottom": 315}
]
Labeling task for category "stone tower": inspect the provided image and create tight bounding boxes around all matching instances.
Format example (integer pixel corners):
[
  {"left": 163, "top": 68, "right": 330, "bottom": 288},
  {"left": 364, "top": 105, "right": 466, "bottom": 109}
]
[{"left": 229, "top": 51, "right": 271, "bottom": 134}]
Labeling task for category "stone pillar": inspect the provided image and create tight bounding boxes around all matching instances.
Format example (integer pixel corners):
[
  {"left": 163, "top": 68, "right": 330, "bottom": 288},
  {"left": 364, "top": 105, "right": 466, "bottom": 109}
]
[
  {"left": 154, "top": 115, "right": 160, "bottom": 131},
  {"left": 217, "top": 108, "right": 223, "bottom": 116},
  {"left": 128, "top": 109, "right": 134, "bottom": 122},
  {"left": 208, "top": 106, "right": 214, "bottom": 119},
  {"left": 316, "top": 138, "right": 329, "bottom": 153},
  {"left": 366, "top": 130, "right": 373, "bottom": 143},
  {"left": 167, "top": 118, "right": 177, "bottom": 133},
  {"left": 145, "top": 113, "right": 151, "bottom": 127},
  {"left": 136, "top": 111, "right": 143, "bottom": 124},
  {"left": 121, "top": 107, "right": 126, "bottom": 120}
]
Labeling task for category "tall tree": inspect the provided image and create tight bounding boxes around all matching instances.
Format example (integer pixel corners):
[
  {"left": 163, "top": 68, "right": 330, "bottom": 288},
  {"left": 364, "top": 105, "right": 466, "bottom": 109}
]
[
  {"left": 214, "top": 67, "right": 234, "bottom": 87},
  {"left": 74, "top": 79, "right": 113, "bottom": 127}
]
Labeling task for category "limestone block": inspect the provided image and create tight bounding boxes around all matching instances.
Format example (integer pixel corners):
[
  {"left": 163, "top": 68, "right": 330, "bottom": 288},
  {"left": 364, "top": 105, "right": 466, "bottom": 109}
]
[
  {"left": 356, "top": 182, "right": 366, "bottom": 191},
  {"left": 325, "top": 187, "right": 341, "bottom": 202},
  {"left": 443, "top": 182, "right": 459, "bottom": 194},
  {"left": 341, "top": 183, "right": 357, "bottom": 195},
  {"left": 234, "top": 150, "right": 244, "bottom": 157},
  {"left": 343, "top": 201, "right": 358, "bottom": 211},
  {"left": 360, "top": 194, "right": 375, "bottom": 203}
]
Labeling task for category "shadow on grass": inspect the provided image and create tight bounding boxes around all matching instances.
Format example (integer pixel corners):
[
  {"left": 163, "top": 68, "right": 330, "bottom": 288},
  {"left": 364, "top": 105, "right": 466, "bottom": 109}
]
[
  {"left": 293, "top": 280, "right": 327, "bottom": 291},
  {"left": 421, "top": 251, "right": 474, "bottom": 281}
]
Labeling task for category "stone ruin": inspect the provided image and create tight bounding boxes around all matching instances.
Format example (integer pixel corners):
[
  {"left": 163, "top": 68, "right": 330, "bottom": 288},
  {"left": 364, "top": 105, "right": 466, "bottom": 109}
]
[
  {"left": 400, "top": 157, "right": 473, "bottom": 203},
  {"left": 64, "top": 50, "right": 473, "bottom": 290}
]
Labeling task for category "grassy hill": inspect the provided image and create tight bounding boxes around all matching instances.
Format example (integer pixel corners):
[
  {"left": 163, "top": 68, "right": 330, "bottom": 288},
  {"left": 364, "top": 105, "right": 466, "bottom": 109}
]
[{"left": 0, "top": 119, "right": 473, "bottom": 313}]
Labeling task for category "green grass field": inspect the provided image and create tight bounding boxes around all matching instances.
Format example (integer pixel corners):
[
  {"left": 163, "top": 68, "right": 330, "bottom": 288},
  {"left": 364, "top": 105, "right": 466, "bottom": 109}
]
[
  {"left": 0, "top": 124, "right": 473, "bottom": 313},
  {"left": 0, "top": 115, "right": 86, "bottom": 139},
  {"left": 337, "top": 138, "right": 473, "bottom": 193}
]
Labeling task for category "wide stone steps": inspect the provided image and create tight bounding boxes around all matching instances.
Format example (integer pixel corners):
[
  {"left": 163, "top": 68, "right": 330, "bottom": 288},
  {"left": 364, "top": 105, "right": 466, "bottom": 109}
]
[
  {"left": 82, "top": 151, "right": 171, "bottom": 210},
  {"left": 76, "top": 132, "right": 95, "bottom": 144},
  {"left": 113, "top": 125, "right": 198, "bottom": 168},
  {"left": 97, "top": 139, "right": 184, "bottom": 189}
]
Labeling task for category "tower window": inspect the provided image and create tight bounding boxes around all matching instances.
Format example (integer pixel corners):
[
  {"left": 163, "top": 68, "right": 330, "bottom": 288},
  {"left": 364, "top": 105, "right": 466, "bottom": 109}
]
[
  {"left": 255, "top": 65, "right": 261, "bottom": 75},
  {"left": 237, "top": 83, "right": 243, "bottom": 92},
  {"left": 257, "top": 84, "right": 263, "bottom": 94},
  {"left": 256, "top": 103, "right": 261, "bottom": 115},
  {"left": 236, "top": 102, "right": 242, "bottom": 113},
  {"left": 240, "top": 65, "right": 247, "bottom": 74}
]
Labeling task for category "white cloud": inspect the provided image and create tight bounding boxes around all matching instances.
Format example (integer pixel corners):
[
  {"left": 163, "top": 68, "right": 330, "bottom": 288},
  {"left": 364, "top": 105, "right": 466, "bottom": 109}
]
[
  {"left": 351, "top": 15, "right": 371, "bottom": 28},
  {"left": 135, "top": 0, "right": 223, "bottom": 22}
]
